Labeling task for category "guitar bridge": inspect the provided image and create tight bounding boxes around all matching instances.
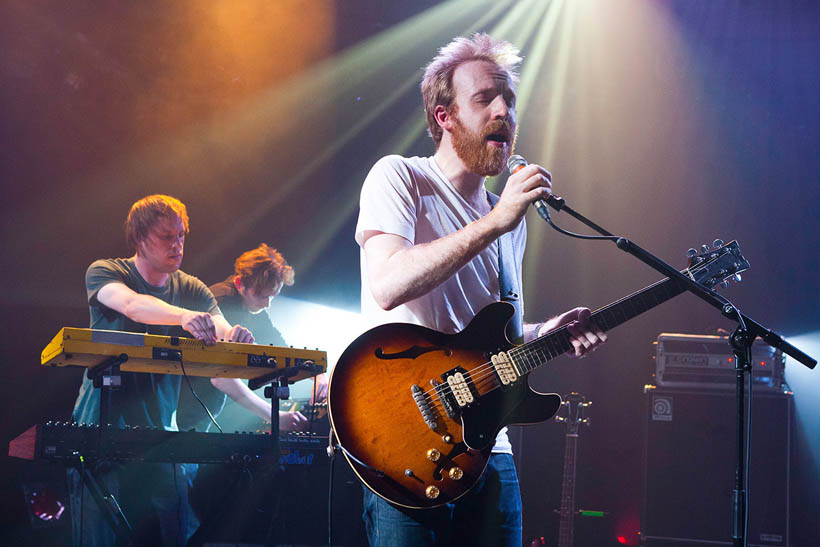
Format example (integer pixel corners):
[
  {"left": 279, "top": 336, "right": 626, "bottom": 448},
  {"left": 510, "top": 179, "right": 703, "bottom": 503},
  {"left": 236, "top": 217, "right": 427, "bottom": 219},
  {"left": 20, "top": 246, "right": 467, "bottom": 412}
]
[{"left": 411, "top": 384, "right": 438, "bottom": 430}]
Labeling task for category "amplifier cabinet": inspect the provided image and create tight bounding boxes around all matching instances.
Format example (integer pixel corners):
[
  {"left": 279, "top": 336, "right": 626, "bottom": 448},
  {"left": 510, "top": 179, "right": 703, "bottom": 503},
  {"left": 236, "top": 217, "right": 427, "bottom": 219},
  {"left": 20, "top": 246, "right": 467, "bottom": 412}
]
[
  {"left": 641, "top": 388, "right": 791, "bottom": 547},
  {"left": 655, "top": 333, "right": 784, "bottom": 391}
]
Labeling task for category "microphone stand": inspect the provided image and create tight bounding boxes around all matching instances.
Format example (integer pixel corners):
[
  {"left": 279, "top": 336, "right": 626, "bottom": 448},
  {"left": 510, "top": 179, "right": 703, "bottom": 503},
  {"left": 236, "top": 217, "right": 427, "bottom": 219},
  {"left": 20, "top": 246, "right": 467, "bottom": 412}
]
[{"left": 533, "top": 195, "right": 816, "bottom": 547}]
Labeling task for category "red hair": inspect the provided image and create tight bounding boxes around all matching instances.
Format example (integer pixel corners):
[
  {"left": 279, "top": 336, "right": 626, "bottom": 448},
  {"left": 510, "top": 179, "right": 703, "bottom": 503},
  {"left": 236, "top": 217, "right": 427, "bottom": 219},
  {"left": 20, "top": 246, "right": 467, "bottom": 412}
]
[{"left": 234, "top": 243, "right": 294, "bottom": 293}]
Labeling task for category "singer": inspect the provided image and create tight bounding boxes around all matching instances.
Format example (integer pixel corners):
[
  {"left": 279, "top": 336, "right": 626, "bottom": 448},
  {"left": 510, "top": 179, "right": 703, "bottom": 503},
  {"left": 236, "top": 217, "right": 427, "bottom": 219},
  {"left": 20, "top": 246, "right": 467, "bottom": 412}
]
[{"left": 354, "top": 34, "right": 607, "bottom": 546}]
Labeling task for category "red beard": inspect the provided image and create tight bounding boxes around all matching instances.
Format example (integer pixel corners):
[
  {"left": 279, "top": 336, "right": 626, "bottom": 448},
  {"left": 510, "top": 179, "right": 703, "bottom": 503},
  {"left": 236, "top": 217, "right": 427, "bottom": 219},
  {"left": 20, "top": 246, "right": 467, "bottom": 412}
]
[{"left": 451, "top": 113, "right": 515, "bottom": 177}]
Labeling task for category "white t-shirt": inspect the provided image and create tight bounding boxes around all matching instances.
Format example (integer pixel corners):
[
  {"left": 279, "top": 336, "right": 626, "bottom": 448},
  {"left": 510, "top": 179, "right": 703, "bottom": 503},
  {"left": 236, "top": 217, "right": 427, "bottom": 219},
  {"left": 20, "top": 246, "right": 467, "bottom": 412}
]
[{"left": 355, "top": 155, "right": 527, "bottom": 453}]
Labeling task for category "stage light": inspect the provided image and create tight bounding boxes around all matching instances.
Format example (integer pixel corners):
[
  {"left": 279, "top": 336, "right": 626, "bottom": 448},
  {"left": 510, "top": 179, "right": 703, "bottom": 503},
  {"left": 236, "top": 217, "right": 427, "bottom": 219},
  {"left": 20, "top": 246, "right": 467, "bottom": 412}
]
[
  {"left": 264, "top": 295, "right": 366, "bottom": 399},
  {"left": 22, "top": 481, "right": 68, "bottom": 528},
  {"left": 783, "top": 332, "right": 820, "bottom": 476}
]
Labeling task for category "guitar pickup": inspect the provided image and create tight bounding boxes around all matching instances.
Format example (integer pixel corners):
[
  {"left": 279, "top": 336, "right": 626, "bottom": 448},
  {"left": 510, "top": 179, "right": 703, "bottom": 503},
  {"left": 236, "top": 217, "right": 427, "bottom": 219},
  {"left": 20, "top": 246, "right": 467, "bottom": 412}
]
[
  {"left": 437, "top": 366, "right": 479, "bottom": 410},
  {"left": 491, "top": 351, "right": 519, "bottom": 385}
]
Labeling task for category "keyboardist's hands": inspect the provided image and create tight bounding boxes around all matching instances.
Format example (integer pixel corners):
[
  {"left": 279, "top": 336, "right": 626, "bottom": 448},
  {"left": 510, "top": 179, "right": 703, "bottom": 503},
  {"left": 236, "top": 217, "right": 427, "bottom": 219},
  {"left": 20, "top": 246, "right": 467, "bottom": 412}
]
[
  {"left": 223, "top": 324, "right": 254, "bottom": 344},
  {"left": 280, "top": 411, "right": 309, "bottom": 431},
  {"left": 181, "top": 311, "right": 218, "bottom": 345}
]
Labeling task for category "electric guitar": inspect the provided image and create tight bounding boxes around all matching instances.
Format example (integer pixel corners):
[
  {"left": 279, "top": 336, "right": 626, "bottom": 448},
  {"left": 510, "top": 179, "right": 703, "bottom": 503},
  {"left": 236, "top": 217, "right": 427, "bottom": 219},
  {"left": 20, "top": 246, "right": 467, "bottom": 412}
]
[{"left": 328, "top": 241, "right": 749, "bottom": 508}]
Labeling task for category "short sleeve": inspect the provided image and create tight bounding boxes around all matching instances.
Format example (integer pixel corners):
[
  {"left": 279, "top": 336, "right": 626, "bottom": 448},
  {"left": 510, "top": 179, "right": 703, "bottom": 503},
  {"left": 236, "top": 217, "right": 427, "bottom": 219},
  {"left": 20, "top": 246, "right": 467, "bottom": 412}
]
[
  {"left": 85, "top": 259, "right": 126, "bottom": 305},
  {"left": 355, "top": 155, "right": 418, "bottom": 246}
]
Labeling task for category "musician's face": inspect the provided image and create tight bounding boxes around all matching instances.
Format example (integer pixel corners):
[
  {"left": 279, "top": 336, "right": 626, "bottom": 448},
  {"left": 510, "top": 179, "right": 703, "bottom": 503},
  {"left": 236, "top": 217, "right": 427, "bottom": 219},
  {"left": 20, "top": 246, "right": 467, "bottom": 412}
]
[
  {"left": 137, "top": 215, "right": 185, "bottom": 274},
  {"left": 448, "top": 60, "right": 517, "bottom": 176},
  {"left": 237, "top": 279, "right": 283, "bottom": 314}
]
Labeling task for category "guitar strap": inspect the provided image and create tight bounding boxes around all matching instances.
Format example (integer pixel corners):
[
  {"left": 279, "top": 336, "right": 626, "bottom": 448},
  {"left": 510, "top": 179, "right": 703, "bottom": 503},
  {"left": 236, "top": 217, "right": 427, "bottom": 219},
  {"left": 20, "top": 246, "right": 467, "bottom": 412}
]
[{"left": 487, "top": 192, "right": 524, "bottom": 344}]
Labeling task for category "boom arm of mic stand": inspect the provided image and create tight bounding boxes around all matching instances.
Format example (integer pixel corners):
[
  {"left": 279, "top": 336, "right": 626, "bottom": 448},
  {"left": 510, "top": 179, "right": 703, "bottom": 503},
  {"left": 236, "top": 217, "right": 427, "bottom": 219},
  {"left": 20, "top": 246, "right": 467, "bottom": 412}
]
[
  {"left": 540, "top": 194, "right": 816, "bottom": 369},
  {"left": 613, "top": 237, "right": 815, "bottom": 369}
]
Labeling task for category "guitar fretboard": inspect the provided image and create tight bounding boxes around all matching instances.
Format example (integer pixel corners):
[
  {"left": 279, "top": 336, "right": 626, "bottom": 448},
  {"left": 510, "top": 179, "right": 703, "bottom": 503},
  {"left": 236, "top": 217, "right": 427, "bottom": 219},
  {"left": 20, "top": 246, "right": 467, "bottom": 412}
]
[{"left": 510, "top": 276, "right": 686, "bottom": 373}]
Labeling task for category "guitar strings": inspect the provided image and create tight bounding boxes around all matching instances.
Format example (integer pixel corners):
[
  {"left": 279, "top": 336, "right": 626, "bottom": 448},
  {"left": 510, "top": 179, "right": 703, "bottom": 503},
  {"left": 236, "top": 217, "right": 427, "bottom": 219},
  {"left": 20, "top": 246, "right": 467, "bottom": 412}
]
[
  {"left": 424, "top": 288, "right": 673, "bottom": 411},
  {"left": 417, "top": 326, "right": 573, "bottom": 417},
  {"left": 415, "top": 255, "right": 721, "bottom": 417},
  {"left": 415, "top": 317, "right": 594, "bottom": 416},
  {"left": 417, "top": 325, "right": 572, "bottom": 404}
]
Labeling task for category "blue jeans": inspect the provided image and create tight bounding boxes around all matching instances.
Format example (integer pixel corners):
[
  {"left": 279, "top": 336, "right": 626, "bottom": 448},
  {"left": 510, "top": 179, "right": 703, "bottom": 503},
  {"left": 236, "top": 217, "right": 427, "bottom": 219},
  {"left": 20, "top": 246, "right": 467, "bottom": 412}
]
[{"left": 362, "top": 453, "right": 522, "bottom": 547}]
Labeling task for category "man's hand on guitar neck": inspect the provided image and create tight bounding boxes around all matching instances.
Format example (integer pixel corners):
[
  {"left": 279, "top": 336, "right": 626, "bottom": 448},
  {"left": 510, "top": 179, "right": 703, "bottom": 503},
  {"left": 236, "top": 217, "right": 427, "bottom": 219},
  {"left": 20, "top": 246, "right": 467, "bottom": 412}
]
[{"left": 537, "top": 307, "right": 606, "bottom": 358}]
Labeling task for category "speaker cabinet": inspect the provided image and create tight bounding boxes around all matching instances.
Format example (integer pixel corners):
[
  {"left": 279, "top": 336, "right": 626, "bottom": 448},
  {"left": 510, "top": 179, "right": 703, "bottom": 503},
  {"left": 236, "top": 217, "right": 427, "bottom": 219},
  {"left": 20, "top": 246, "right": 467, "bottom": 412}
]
[{"left": 642, "top": 388, "right": 791, "bottom": 547}]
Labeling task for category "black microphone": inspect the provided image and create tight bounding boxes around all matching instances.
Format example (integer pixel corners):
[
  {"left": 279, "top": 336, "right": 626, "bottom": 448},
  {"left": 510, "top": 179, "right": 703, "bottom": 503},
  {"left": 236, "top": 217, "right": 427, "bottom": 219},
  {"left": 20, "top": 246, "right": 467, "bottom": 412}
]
[{"left": 506, "top": 154, "right": 564, "bottom": 221}]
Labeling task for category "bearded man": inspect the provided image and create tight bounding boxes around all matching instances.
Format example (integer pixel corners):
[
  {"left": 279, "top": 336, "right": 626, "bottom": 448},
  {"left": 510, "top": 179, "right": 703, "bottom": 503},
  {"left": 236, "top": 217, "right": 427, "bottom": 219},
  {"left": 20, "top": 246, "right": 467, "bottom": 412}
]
[{"left": 354, "top": 34, "right": 607, "bottom": 546}]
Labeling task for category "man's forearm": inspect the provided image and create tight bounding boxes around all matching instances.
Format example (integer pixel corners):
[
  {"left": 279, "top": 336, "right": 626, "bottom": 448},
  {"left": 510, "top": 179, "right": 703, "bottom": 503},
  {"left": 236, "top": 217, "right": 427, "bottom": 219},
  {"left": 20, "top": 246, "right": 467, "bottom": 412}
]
[
  {"left": 122, "top": 293, "right": 187, "bottom": 325},
  {"left": 211, "top": 377, "right": 271, "bottom": 421},
  {"left": 368, "top": 214, "right": 504, "bottom": 310}
]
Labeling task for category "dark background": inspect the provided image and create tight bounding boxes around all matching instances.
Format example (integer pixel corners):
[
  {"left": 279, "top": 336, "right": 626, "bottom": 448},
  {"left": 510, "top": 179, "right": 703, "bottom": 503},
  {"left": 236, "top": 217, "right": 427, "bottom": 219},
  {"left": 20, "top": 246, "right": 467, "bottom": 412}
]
[{"left": 2, "top": 1, "right": 818, "bottom": 544}]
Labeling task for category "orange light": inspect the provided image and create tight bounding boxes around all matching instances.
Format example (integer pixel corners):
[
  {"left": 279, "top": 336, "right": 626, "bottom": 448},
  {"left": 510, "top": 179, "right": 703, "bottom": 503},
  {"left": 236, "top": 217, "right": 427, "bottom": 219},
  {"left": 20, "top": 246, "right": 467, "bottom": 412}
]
[
  {"left": 617, "top": 537, "right": 628, "bottom": 544},
  {"left": 760, "top": 361, "right": 765, "bottom": 366},
  {"left": 728, "top": 357, "right": 733, "bottom": 363}
]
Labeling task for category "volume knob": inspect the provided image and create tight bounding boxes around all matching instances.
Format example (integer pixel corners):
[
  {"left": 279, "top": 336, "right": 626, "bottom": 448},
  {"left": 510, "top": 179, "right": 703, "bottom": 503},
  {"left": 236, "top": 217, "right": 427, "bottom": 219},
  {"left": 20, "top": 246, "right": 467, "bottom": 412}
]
[
  {"left": 425, "top": 485, "right": 440, "bottom": 499},
  {"left": 426, "top": 448, "right": 441, "bottom": 462}
]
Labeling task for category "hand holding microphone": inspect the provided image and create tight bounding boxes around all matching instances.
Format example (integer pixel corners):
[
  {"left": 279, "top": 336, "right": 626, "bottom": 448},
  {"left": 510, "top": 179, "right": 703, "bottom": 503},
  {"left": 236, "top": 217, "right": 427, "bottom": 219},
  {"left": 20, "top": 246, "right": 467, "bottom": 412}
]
[{"left": 506, "top": 154, "right": 565, "bottom": 221}]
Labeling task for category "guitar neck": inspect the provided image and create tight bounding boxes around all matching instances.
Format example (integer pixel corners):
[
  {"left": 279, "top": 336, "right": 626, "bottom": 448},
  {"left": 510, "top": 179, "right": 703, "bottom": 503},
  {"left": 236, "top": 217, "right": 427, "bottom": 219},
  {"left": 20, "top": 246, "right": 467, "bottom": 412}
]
[
  {"left": 511, "top": 276, "right": 686, "bottom": 373},
  {"left": 557, "top": 432, "right": 578, "bottom": 547}
]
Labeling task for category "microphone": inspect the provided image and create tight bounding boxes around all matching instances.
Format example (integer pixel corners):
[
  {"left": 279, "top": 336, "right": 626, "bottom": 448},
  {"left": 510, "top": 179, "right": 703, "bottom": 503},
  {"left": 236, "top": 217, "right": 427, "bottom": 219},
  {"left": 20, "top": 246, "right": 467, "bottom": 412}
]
[{"left": 506, "top": 154, "right": 564, "bottom": 220}]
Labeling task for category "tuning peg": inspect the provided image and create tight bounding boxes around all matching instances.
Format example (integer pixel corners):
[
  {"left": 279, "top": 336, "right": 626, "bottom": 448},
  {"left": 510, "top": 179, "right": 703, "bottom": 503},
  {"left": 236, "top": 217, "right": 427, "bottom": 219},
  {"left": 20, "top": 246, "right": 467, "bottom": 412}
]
[
  {"left": 686, "top": 248, "right": 698, "bottom": 258},
  {"left": 733, "top": 273, "right": 742, "bottom": 283},
  {"left": 712, "top": 239, "right": 724, "bottom": 248},
  {"left": 701, "top": 244, "right": 710, "bottom": 253}
]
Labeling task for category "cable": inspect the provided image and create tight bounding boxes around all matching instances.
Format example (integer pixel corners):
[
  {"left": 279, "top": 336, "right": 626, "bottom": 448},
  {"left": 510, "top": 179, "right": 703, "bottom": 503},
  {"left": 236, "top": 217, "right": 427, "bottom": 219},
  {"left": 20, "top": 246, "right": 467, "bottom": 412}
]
[
  {"left": 538, "top": 205, "right": 620, "bottom": 242},
  {"left": 178, "top": 355, "right": 223, "bottom": 433},
  {"left": 327, "top": 446, "right": 335, "bottom": 547},
  {"left": 308, "top": 374, "right": 319, "bottom": 437},
  {"left": 745, "top": 362, "right": 753, "bottom": 547},
  {"left": 173, "top": 462, "right": 181, "bottom": 547},
  {"left": 78, "top": 454, "right": 85, "bottom": 547}
]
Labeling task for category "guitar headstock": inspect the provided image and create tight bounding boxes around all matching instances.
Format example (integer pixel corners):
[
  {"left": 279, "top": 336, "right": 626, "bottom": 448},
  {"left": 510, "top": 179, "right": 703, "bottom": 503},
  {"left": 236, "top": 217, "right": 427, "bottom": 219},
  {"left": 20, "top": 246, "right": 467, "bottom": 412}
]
[
  {"left": 685, "top": 239, "right": 750, "bottom": 289},
  {"left": 555, "top": 392, "right": 590, "bottom": 435}
]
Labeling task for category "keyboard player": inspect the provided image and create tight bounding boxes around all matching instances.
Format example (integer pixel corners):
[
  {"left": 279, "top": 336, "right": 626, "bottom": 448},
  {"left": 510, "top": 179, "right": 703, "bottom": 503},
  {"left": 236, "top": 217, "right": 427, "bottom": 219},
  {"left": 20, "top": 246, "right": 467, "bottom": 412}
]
[
  {"left": 68, "top": 194, "right": 273, "bottom": 546},
  {"left": 177, "top": 243, "right": 324, "bottom": 434}
]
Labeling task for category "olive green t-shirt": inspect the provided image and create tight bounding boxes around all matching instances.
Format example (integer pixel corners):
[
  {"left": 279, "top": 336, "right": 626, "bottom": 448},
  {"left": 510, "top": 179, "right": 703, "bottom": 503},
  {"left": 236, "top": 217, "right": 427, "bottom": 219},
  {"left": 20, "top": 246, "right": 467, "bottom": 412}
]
[{"left": 71, "top": 257, "right": 220, "bottom": 430}]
